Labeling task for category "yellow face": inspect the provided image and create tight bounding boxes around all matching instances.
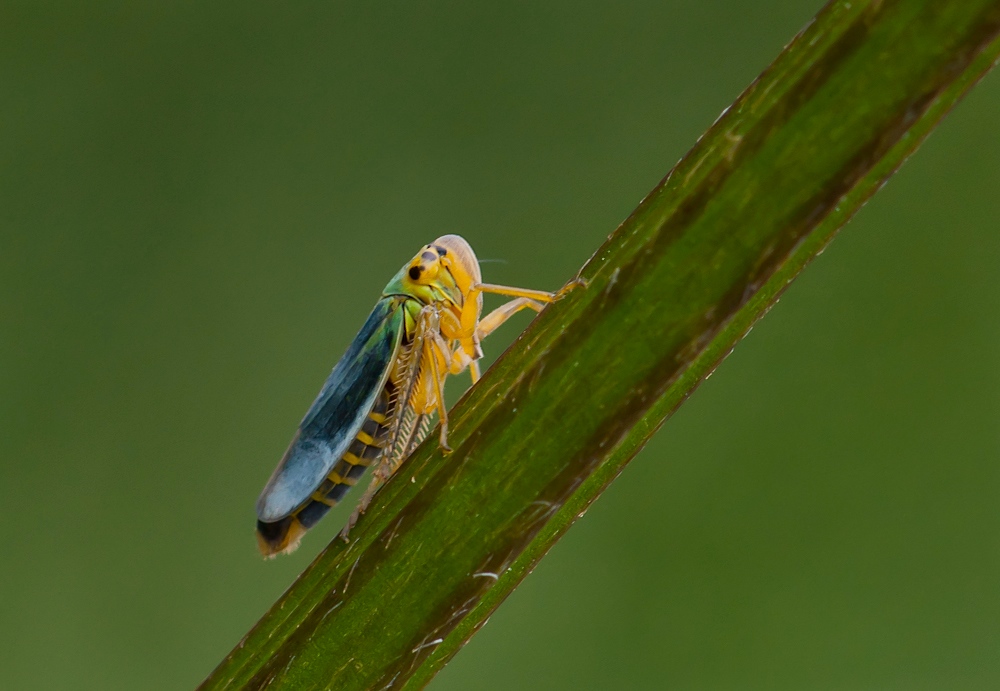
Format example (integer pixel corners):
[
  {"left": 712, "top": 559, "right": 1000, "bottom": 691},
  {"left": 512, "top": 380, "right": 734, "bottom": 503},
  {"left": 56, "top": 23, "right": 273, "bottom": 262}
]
[{"left": 402, "top": 234, "right": 482, "bottom": 311}]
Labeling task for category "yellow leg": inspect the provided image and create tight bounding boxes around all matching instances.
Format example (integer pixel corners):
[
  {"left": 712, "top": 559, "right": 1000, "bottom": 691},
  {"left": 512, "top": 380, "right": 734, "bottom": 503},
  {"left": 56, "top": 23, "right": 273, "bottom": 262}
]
[
  {"left": 478, "top": 297, "right": 545, "bottom": 340},
  {"left": 424, "top": 336, "right": 452, "bottom": 453},
  {"left": 428, "top": 330, "right": 455, "bottom": 371},
  {"left": 455, "top": 278, "right": 583, "bottom": 388},
  {"left": 343, "top": 308, "right": 438, "bottom": 540},
  {"left": 471, "top": 277, "right": 585, "bottom": 304},
  {"left": 471, "top": 282, "right": 556, "bottom": 303},
  {"left": 453, "top": 278, "right": 586, "bottom": 344}
]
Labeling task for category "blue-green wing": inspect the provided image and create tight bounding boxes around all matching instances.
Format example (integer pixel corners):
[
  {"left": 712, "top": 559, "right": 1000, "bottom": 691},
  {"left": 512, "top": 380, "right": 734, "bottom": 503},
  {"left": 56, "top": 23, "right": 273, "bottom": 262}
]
[{"left": 256, "top": 297, "right": 403, "bottom": 522}]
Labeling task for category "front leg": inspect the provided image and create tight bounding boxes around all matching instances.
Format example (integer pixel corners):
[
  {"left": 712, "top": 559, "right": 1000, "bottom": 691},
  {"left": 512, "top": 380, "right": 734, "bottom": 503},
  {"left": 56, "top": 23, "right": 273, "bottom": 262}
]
[
  {"left": 477, "top": 297, "right": 546, "bottom": 340},
  {"left": 469, "top": 277, "right": 585, "bottom": 304},
  {"left": 424, "top": 335, "right": 453, "bottom": 453}
]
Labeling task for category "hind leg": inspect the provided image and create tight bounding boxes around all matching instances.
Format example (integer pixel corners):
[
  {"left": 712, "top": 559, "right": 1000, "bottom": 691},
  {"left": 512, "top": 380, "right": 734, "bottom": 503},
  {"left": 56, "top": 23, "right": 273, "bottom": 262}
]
[{"left": 341, "top": 309, "right": 457, "bottom": 539}]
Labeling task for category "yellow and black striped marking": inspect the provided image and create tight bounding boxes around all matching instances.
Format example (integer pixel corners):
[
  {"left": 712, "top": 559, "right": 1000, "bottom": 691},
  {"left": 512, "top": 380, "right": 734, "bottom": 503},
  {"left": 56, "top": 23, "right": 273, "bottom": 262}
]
[{"left": 256, "top": 385, "right": 394, "bottom": 555}]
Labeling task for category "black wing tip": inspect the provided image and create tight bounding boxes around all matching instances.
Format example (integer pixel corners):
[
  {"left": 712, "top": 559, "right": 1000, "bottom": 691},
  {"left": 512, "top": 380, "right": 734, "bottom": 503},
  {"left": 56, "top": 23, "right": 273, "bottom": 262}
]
[{"left": 256, "top": 517, "right": 306, "bottom": 558}]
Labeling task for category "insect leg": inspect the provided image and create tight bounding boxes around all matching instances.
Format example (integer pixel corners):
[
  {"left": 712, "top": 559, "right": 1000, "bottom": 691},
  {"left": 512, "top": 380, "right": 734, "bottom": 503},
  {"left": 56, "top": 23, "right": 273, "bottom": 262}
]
[
  {"left": 477, "top": 297, "right": 546, "bottom": 340},
  {"left": 343, "top": 439, "right": 396, "bottom": 539},
  {"left": 470, "top": 277, "right": 585, "bottom": 304},
  {"left": 471, "top": 282, "right": 556, "bottom": 303},
  {"left": 424, "top": 334, "right": 452, "bottom": 453},
  {"left": 462, "top": 279, "right": 585, "bottom": 345},
  {"left": 427, "top": 330, "right": 455, "bottom": 371},
  {"left": 341, "top": 306, "right": 439, "bottom": 539}
]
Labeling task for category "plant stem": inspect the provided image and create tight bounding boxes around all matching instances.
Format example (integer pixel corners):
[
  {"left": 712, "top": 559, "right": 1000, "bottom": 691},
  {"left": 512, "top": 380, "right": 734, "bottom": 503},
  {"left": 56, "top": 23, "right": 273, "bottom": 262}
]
[{"left": 200, "top": 2, "right": 1000, "bottom": 689}]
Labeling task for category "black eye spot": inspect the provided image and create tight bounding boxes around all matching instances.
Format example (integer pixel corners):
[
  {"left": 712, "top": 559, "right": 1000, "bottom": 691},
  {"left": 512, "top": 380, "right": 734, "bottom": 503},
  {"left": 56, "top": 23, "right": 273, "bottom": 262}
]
[
  {"left": 408, "top": 266, "right": 421, "bottom": 280},
  {"left": 434, "top": 245, "right": 447, "bottom": 256}
]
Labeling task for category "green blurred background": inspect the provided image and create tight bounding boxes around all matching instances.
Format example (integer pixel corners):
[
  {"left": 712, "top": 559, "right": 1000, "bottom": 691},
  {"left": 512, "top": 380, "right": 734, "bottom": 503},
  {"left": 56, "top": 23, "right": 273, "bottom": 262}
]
[{"left": 3, "top": 1, "right": 998, "bottom": 689}]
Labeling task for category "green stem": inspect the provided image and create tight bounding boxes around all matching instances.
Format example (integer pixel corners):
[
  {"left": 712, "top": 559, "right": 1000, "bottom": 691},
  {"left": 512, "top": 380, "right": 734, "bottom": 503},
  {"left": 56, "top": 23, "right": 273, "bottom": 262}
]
[{"left": 200, "top": 1, "right": 1000, "bottom": 689}]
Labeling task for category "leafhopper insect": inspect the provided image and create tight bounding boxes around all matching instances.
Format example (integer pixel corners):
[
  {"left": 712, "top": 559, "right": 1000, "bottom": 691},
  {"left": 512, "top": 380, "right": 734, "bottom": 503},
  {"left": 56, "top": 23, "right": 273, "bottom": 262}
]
[{"left": 255, "top": 235, "right": 580, "bottom": 557}]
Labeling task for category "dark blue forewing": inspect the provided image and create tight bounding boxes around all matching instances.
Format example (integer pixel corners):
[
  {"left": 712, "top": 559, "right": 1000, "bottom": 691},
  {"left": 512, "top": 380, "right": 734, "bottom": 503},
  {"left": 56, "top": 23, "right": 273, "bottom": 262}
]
[{"left": 256, "top": 297, "right": 404, "bottom": 522}]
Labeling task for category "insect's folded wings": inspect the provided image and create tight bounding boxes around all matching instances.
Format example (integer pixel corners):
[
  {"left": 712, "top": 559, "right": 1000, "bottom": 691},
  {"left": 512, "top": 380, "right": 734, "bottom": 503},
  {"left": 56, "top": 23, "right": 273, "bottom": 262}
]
[{"left": 256, "top": 298, "right": 404, "bottom": 522}]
